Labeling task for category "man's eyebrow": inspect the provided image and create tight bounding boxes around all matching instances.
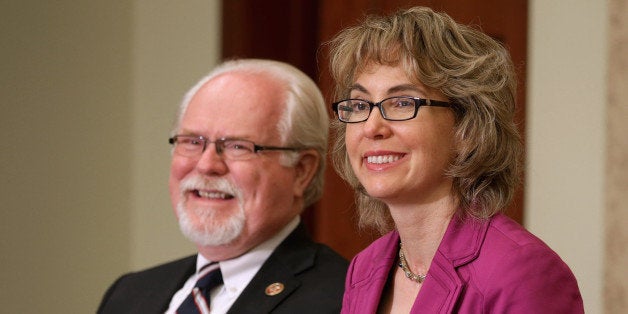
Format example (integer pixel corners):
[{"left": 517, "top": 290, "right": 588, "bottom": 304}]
[{"left": 177, "top": 129, "right": 199, "bottom": 136}]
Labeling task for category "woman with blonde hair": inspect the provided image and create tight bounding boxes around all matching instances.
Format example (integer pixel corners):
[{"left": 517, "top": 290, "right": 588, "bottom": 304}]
[{"left": 328, "top": 6, "right": 583, "bottom": 313}]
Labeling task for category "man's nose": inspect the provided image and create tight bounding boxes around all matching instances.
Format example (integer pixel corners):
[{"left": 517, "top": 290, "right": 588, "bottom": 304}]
[{"left": 195, "top": 143, "right": 228, "bottom": 175}]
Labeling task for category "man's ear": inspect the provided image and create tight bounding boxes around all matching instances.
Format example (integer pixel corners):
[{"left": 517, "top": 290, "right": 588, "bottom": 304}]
[{"left": 292, "top": 149, "right": 320, "bottom": 198}]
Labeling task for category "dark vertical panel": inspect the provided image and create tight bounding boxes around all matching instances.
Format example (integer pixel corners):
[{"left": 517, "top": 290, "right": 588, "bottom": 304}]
[
  {"left": 222, "top": 0, "right": 319, "bottom": 78},
  {"left": 221, "top": 0, "right": 323, "bottom": 236}
]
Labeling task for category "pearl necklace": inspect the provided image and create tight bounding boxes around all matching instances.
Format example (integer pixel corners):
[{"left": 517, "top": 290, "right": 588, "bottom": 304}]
[{"left": 398, "top": 242, "right": 427, "bottom": 283}]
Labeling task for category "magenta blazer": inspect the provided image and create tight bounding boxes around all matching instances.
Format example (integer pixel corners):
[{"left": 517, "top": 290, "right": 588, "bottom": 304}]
[{"left": 341, "top": 214, "right": 584, "bottom": 313}]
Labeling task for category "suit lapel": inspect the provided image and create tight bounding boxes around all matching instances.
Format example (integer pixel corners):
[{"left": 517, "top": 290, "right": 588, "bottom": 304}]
[
  {"left": 227, "top": 223, "right": 315, "bottom": 313},
  {"left": 137, "top": 255, "right": 197, "bottom": 313}
]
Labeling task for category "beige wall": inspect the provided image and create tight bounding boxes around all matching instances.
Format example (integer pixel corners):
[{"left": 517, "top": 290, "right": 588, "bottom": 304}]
[
  {"left": 1, "top": 0, "right": 624, "bottom": 313},
  {"left": 527, "top": 1, "right": 607, "bottom": 313},
  {"left": 1, "top": 2, "right": 134, "bottom": 313},
  {"left": 527, "top": 0, "right": 627, "bottom": 313},
  {"left": 130, "top": 0, "right": 220, "bottom": 270},
  {"left": 0, "top": 1, "right": 219, "bottom": 312}
]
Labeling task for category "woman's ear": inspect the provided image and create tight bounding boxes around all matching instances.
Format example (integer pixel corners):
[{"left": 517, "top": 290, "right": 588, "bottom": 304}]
[{"left": 292, "top": 149, "right": 320, "bottom": 198}]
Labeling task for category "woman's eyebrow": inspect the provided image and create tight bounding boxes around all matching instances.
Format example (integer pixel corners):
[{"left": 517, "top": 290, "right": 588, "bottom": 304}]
[
  {"left": 348, "top": 83, "right": 368, "bottom": 93},
  {"left": 387, "top": 84, "right": 424, "bottom": 94},
  {"left": 348, "top": 83, "right": 425, "bottom": 98}
]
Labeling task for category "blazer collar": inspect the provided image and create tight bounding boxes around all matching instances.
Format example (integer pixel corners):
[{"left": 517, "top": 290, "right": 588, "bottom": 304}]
[
  {"left": 412, "top": 215, "right": 491, "bottom": 313},
  {"left": 227, "top": 222, "right": 316, "bottom": 313},
  {"left": 372, "top": 215, "right": 490, "bottom": 271},
  {"left": 438, "top": 215, "right": 490, "bottom": 266}
]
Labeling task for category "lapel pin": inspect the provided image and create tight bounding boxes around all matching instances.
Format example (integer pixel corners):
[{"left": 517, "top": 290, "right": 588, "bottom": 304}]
[{"left": 265, "top": 282, "right": 285, "bottom": 296}]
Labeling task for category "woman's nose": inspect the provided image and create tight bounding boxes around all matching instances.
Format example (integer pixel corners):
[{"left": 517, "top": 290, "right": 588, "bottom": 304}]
[{"left": 361, "top": 106, "right": 392, "bottom": 139}]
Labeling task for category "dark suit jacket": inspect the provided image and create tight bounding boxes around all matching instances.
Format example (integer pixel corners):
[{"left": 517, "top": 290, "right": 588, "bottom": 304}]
[{"left": 98, "top": 223, "right": 348, "bottom": 314}]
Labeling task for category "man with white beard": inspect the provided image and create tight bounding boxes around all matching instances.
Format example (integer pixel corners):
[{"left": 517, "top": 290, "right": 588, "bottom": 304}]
[{"left": 98, "top": 59, "right": 348, "bottom": 314}]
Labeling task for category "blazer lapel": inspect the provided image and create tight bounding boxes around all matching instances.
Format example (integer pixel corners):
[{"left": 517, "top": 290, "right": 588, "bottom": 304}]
[
  {"left": 351, "top": 232, "right": 399, "bottom": 313},
  {"left": 411, "top": 216, "right": 489, "bottom": 313},
  {"left": 412, "top": 253, "right": 464, "bottom": 313},
  {"left": 227, "top": 223, "right": 315, "bottom": 313}
]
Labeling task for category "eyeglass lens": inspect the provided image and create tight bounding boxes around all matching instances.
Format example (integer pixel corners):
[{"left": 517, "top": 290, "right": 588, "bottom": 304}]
[
  {"left": 337, "top": 97, "right": 417, "bottom": 122},
  {"left": 170, "top": 136, "right": 257, "bottom": 160}
]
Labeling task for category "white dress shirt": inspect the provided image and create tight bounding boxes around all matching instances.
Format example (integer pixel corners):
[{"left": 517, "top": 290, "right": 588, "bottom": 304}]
[{"left": 164, "top": 217, "right": 300, "bottom": 314}]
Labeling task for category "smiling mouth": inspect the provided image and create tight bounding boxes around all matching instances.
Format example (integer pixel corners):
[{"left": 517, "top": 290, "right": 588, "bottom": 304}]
[
  {"left": 193, "top": 190, "right": 235, "bottom": 200},
  {"left": 366, "top": 155, "right": 401, "bottom": 164}
]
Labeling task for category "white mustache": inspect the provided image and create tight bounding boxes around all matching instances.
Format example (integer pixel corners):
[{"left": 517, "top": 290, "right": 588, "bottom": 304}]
[{"left": 180, "top": 175, "right": 241, "bottom": 200}]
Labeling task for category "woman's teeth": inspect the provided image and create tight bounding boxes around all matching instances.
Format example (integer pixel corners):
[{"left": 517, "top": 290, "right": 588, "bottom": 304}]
[{"left": 366, "top": 155, "right": 400, "bottom": 164}]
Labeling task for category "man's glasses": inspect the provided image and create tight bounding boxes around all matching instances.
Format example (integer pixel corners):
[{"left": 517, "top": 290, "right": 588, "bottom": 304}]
[
  {"left": 168, "top": 135, "right": 301, "bottom": 160},
  {"left": 331, "top": 96, "right": 454, "bottom": 123}
]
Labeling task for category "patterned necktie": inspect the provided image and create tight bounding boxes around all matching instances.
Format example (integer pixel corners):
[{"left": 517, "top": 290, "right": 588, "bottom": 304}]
[{"left": 176, "top": 262, "right": 223, "bottom": 314}]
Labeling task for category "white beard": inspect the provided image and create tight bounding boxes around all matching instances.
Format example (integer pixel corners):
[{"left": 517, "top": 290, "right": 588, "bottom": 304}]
[{"left": 176, "top": 175, "right": 245, "bottom": 246}]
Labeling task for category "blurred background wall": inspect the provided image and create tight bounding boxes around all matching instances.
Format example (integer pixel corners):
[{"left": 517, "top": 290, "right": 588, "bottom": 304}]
[
  {"left": 1, "top": 1, "right": 218, "bottom": 312},
  {"left": 1, "top": 0, "right": 625, "bottom": 313}
]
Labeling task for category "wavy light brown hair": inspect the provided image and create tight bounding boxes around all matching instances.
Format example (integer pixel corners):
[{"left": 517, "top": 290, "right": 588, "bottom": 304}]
[{"left": 327, "top": 6, "right": 523, "bottom": 233}]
